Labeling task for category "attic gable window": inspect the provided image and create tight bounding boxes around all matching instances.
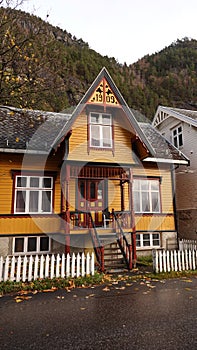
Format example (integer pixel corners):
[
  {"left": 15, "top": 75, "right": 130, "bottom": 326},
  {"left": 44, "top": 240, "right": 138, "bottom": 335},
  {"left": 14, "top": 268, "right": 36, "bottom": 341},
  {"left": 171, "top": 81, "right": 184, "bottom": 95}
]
[
  {"left": 89, "top": 112, "right": 112, "bottom": 149},
  {"left": 172, "top": 124, "right": 183, "bottom": 148}
]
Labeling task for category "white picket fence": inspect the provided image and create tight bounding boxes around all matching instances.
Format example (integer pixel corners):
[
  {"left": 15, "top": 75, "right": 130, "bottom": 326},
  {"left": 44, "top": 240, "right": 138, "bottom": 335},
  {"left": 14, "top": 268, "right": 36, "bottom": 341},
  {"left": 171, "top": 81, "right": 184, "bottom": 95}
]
[
  {"left": 0, "top": 252, "right": 95, "bottom": 283},
  {"left": 153, "top": 249, "right": 197, "bottom": 273},
  {"left": 179, "top": 239, "right": 197, "bottom": 251}
]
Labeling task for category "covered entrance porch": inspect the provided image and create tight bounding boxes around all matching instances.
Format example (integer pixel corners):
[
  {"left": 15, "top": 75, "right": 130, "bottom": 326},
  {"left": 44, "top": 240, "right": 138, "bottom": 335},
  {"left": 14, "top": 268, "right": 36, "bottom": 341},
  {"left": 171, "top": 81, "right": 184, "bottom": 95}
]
[{"left": 61, "top": 163, "right": 137, "bottom": 271}]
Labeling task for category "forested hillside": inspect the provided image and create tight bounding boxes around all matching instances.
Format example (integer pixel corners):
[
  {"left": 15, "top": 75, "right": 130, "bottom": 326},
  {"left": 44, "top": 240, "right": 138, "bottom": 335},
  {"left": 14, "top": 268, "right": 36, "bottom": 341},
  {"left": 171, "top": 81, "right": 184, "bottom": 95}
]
[{"left": 0, "top": 6, "right": 197, "bottom": 119}]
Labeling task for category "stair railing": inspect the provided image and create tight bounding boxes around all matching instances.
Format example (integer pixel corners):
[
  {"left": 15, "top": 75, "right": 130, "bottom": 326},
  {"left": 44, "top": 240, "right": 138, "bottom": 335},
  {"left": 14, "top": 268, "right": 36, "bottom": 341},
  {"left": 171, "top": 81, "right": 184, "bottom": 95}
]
[
  {"left": 87, "top": 212, "right": 105, "bottom": 272},
  {"left": 112, "top": 211, "right": 132, "bottom": 270}
]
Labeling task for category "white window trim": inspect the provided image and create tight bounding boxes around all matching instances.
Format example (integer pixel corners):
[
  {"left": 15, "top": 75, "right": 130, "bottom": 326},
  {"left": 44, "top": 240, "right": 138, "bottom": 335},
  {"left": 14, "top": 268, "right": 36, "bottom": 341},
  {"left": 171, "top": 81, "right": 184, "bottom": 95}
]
[
  {"left": 133, "top": 179, "right": 161, "bottom": 214},
  {"left": 89, "top": 112, "right": 112, "bottom": 148},
  {"left": 14, "top": 175, "right": 53, "bottom": 214},
  {"left": 136, "top": 232, "right": 161, "bottom": 250},
  {"left": 171, "top": 123, "right": 183, "bottom": 149},
  {"left": 13, "top": 236, "right": 51, "bottom": 255}
]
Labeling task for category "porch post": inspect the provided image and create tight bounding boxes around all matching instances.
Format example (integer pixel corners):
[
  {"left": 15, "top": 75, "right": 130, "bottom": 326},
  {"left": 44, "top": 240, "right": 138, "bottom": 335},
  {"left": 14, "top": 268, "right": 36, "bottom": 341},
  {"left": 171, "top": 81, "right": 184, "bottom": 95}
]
[
  {"left": 129, "top": 168, "right": 137, "bottom": 267},
  {"left": 65, "top": 164, "right": 71, "bottom": 254},
  {"left": 120, "top": 179, "right": 125, "bottom": 212}
]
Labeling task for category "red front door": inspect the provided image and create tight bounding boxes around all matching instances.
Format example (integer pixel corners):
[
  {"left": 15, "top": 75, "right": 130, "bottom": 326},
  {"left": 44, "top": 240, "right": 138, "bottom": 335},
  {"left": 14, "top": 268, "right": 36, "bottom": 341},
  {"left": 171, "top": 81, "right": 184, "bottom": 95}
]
[{"left": 78, "top": 179, "right": 105, "bottom": 227}]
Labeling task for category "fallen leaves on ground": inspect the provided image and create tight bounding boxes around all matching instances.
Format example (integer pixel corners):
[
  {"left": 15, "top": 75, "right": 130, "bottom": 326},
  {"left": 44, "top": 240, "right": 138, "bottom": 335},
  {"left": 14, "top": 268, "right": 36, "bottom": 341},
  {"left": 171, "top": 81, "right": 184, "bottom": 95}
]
[
  {"left": 102, "top": 286, "right": 111, "bottom": 292},
  {"left": 14, "top": 295, "right": 32, "bottom": 303},
  {"left": 43, "top": 287, "right": 57, "bottom": 293}
]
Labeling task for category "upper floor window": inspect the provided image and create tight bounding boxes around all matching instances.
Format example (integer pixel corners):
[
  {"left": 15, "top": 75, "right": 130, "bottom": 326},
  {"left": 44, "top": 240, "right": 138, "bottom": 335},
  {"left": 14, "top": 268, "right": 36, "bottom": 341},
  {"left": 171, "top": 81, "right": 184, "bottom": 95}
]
[
  {"left": 172, "top": 124, "right": 183, "bottom": 148},
  {"left": 133, "top": 179, "right": 161, "bottom": 213},
  {"left": 89, "top": 112, "right": 112, "bottom": 148},
  {"left": 14, "top": 176, "right": 53, "bottom": 214}
]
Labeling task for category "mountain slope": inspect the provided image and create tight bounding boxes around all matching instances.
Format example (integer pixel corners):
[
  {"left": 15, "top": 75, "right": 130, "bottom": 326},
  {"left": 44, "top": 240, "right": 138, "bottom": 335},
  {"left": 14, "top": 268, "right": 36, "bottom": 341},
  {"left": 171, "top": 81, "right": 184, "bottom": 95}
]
[{"left": 0, "top": 7, "right": 197, "bottom": 119}]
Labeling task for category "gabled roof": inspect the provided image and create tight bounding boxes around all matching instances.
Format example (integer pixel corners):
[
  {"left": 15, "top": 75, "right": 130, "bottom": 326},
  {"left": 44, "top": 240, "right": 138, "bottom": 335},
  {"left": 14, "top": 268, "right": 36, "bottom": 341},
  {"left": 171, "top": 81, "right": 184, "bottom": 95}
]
[
  {"left": 139, "top": 123, "right": 189, "bottom": 165},
  {"left": 0, "top": 106, "right": 71, "bottom": 154},
  {"left": 0, "top": 68, "right": 190, "bottom": 165},
  {"left": 152, "top": 105, "right": 197, "bottom": 128}
]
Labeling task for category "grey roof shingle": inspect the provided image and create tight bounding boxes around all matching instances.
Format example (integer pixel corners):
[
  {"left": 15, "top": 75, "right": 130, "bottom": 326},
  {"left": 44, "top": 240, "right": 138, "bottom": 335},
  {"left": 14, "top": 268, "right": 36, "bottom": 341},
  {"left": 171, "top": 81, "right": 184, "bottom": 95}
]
[
  {"left": 0, "top": 106, "right": 71, "bottom": 153},
  {"left": 139, "top": 122, "right": 189, "bottom": 162},
  {"left": 0, "top": 105, "right": 189, "bottom": 164}
]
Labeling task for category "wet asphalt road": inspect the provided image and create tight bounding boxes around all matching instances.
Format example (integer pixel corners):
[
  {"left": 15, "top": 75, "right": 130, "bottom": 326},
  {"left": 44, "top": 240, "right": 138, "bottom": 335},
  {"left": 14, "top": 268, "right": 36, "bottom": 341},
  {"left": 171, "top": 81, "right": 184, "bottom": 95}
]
[{"left": 0, "top": 276, "right": 196, "bottom": 350}]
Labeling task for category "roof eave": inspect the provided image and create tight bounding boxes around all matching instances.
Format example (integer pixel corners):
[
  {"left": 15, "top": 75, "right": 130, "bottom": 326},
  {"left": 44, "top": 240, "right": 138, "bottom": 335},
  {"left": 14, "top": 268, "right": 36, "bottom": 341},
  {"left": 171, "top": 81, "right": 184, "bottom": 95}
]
[{"left": 143, "top": 157, "right": 189, "bottom": 165}]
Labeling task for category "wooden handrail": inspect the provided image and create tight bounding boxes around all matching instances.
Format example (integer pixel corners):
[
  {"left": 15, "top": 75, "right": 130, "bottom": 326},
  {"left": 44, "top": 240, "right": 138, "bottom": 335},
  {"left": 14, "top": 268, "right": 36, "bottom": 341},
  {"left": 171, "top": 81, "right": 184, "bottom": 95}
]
[
  {"left": 87, "top": 212, "right": 105, "bottom": 272},
  {"left": 112, "top": 211, "right": 132, "bottom": 270}
]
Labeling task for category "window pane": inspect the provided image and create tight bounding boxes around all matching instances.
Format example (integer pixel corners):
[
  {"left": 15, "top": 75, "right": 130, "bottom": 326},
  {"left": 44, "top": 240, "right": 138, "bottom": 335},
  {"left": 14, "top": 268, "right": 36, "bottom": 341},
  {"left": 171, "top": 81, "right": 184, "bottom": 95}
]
[
  {"left": 143, "top": 234, "right": 150, "bottom": 246},
  {"left": 17, "top": 177, "right": 27, "bottom": 187},
  {"left": 179, "top": 134, "right": 183, "bottom": 146},
  {"left": 27, "top": 237, "right": 37, "bottom": 252},
  {"left": 134, "top": 192, "right": 140, "bottom": 212},
  {"left": 42, "top": 191, "right": 51, "bottom": 212},
  {"left": 80, "top": 181, "right": 85, "bottom": 198},
  {"left": 151, "top": 181, "right": 159, "bottom": 191},
  {"left": 91, "top": 113, "right": 99, "bottom": 123},
  {"left": 30, "top": 177, "right": 39, "bottom": 188},
  {"left": 103, "top": 126, "right": 111, "bottom": 147},
  {"left": 152, "top": 192, "right": 160, "bottom": 212},
  {"left": 14, "top": 238, "right": 24, "bottom": 253},
  {"left": 16, "top": 191, "right": 26, "bottom": 212},
  {"left": 141, "top": 180, "right": 149, "bottom": 190},
  {"left": 153, "top": 233, "right": 160, "bottom": 246},
  {"left": 91, "top": 125, "right": 100, "bottom": 146},
  {"left": 133, "top": 180, "right": 140, "bottom": 190},
  {"left": 90, "top": 182, "right": 96, "bottom": 200},
  {"left": 136, "top": 234, "right": 141, "bottom": 247},
  {"left": 29, "top": 191, "right": 39, "bottom": 212},
  {"left": 40, "top": 237, "right": 49, "bottom": 251},
  {"left": 142, "top": 192, "right": 150, "bottom": 212},
  {"left": 43, "top": 177, "right": 52, "bottom": 188},
  {"left": 102, "top": 115, "right": 111, "bottom": 125}
]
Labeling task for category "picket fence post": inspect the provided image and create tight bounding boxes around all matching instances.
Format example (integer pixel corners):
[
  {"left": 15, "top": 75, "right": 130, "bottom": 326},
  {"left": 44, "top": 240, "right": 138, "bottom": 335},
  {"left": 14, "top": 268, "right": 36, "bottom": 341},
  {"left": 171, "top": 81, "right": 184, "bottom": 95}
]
[{"left": 0, "top": 251, "right": 96, "bottom": 282}]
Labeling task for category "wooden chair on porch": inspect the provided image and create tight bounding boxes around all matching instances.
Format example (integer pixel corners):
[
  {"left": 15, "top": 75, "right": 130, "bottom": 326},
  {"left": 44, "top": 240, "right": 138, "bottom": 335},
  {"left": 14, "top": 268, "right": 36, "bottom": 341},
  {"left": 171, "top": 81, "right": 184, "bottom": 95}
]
[{"left": 102, "top": 210, "right": 113, "bottom": 229}]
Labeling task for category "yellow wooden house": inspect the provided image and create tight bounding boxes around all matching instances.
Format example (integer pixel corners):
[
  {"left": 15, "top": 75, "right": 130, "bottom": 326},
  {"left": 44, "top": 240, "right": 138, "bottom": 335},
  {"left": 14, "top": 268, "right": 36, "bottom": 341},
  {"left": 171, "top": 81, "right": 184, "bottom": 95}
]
[{"left": 0, "top": 68, "right": 189, "bottom": 270}]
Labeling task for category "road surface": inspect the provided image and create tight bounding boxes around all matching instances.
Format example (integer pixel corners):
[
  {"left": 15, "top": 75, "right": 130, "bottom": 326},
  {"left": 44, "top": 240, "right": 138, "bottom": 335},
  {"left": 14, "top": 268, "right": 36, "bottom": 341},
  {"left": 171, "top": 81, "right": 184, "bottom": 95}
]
[{"left": 0, "top": 276, "right": 196, "bottom": 349}]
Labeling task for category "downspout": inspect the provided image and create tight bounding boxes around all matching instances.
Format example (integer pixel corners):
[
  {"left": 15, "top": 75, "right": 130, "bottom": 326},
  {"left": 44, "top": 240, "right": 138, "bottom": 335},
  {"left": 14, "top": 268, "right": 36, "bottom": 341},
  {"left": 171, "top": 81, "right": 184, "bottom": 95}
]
[
  {"left": 129, "top": 168, "right": 137, "bottom": 267},
  {"left": 170, "top": 164, "right": 179, "bottom": 248}
]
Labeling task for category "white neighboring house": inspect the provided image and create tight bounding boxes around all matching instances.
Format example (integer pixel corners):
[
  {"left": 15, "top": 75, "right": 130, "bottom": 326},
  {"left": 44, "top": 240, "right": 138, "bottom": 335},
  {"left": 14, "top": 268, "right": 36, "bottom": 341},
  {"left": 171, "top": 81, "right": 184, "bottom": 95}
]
[{"left": 152, "top": 106, "right": 197, "bottom": 240}]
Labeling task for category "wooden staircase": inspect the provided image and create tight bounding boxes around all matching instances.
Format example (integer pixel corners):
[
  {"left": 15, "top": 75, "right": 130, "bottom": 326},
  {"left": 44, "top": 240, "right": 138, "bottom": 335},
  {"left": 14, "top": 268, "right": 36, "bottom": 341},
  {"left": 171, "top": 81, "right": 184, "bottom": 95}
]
[{"left": 98, "top": 233, "right": 128, "bottom": 271}]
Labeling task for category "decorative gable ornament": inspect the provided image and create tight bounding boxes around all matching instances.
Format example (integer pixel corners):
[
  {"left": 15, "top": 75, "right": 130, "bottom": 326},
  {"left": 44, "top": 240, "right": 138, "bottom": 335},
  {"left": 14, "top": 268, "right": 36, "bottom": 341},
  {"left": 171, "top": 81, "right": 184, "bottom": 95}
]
[{"left": 88, "top": 78, "right": 119, "bottom": 106}]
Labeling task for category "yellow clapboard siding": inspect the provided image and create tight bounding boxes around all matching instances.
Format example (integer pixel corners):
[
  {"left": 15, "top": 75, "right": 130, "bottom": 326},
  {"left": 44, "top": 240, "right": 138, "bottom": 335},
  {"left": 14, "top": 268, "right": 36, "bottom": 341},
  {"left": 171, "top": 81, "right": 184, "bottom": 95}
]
[
  {"left": 135, "top": 214, "right": 175, "bottom": 231},
  {"left": 133, "top": 165, "right": 174, "bottom": 214},
  {"left": 0, "top": 216, "right": 63, "bottom": 235},
  {"left": 0, "top": 153, "right": 62, "bottom": 214},
  {"left": 68, "top": 112, "right": 136, "bottom": 164}
]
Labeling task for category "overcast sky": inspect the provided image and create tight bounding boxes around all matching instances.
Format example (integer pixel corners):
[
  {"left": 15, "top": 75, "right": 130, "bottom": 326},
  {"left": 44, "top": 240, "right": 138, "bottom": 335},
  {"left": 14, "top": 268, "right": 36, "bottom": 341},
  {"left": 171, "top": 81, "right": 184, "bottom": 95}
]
[{"left": 21, "top": 0, "right": 197, "bottom": 64}]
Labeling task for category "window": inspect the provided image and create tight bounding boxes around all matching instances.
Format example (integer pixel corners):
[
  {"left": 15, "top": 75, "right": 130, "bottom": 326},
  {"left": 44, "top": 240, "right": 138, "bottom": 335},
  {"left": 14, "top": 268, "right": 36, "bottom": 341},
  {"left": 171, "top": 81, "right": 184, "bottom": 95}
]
[
  {"left": 89, "top": 112, "right": 112, "bottom": 148},
  {"left": 133, "top": 179, "right": 161, "bottom": 213},
  {"left": 13, "top": 236, "right": 51, "bottom": 255},
  {"left": 136, "top": 233, "right": 160, "bottom": 249},
  {"left": 14, "top": 176, "right": 53, "bottom": 214},
  {"left": 172, "top": 124, "right": 183, "bottom": 148}
]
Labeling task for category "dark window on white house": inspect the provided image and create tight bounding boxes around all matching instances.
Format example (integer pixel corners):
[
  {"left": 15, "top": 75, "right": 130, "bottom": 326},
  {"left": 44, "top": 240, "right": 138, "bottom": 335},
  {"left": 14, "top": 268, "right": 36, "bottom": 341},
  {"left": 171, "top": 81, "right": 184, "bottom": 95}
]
[{"left": 172, "top": 124, "right": 183, "bottom": 148}]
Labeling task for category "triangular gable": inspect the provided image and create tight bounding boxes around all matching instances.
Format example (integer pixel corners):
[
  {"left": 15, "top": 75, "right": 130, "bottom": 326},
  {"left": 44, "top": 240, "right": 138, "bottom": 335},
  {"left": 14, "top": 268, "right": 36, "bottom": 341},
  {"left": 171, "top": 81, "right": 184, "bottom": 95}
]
[
  {"left": 51, "top": 67, "right": 156, "bottom": 157},
  {"left": 153, "top": 105, "right": 197, "bottom": 128}
]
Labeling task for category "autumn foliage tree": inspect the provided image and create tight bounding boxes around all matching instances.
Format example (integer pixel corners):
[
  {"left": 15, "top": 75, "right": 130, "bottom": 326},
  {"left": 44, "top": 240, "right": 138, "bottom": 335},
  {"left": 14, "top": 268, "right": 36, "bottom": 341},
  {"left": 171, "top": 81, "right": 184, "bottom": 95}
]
[{"left": 0, "top": 0, "right": 70, "bottom": 111}]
